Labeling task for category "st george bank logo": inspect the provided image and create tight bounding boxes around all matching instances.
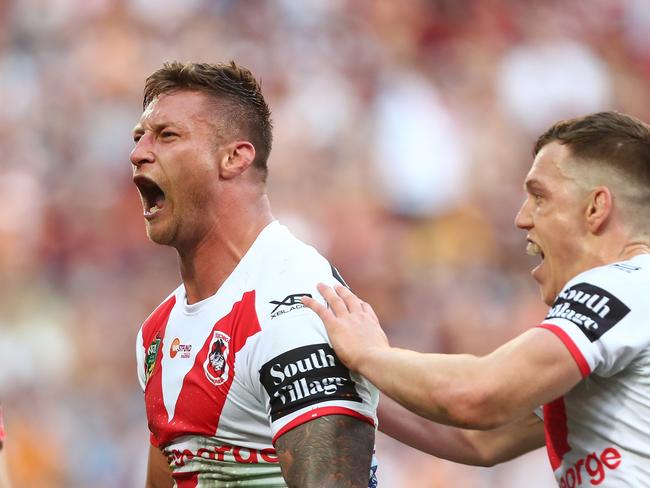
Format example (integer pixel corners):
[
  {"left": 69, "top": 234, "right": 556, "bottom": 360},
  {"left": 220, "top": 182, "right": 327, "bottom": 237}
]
[{"left": 170, "top": 338, "right": 192, "bottom": 359}]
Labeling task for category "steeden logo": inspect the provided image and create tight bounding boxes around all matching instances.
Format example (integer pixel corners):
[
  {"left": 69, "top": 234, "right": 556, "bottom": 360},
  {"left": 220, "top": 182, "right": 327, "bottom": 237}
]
[{"left": 169, "top": 338, "right": 192, "bottom": 359}]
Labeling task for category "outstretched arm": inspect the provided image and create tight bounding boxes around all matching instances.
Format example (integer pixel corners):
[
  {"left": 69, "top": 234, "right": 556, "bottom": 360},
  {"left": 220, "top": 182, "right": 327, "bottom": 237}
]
[
  {"left": 275, "top": 415, "right": 375, "bottom": 488},
  {"left": 378, "top": 394, "right": 545, "bottom": 466},
  {"left": 303, "top": 284, "right": 582, "bottom": 430}
]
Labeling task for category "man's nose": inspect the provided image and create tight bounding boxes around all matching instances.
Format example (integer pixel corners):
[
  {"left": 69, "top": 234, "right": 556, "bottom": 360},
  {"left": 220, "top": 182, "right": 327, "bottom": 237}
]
[
  {"left": 514, "top": 198, "right": 532, "bottom": 229},
  {"left": 130, "top": 134, "right": 154, "bottom": 168}
]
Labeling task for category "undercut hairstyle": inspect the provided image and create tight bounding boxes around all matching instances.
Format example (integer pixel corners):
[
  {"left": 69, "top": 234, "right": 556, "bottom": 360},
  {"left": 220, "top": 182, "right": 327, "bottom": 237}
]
[
  {"left": 534, "top": 111, "right": 650, "bottom": 191},
  {"left": 143, "top": 61, "right": 273, "bottom": 180},
  {"left": 535, "top": 111, "right": 650, "bottom": 231}
]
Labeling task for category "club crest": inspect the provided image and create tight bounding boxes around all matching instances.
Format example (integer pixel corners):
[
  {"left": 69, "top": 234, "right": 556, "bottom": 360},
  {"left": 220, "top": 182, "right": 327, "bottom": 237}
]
[{"left": 204, "top": 331, "right": 231, "bottom": 385}]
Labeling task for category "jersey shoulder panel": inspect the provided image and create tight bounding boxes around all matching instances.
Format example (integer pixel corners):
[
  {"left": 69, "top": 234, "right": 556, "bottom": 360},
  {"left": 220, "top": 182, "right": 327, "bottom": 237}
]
[
  {"left": 540, "top": 255, "right": 650, "bottom": 376},
  {"left": 238, "top": 224, "right": 378, "bottom": 440}
]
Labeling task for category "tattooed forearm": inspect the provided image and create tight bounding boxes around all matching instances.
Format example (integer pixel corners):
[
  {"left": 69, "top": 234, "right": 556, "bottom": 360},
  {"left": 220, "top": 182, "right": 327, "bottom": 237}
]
[{"left": 275, "top": 415, "right": 375, "bottom": 488}]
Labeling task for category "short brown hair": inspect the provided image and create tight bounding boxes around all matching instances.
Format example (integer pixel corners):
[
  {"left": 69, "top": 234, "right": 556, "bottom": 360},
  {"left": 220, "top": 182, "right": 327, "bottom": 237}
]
[
  {"left": 143, "top": 61, "right": 273, "bottom": 179},
  {"left": 534, "top": 111, "right": 650, "bottom": 188}
]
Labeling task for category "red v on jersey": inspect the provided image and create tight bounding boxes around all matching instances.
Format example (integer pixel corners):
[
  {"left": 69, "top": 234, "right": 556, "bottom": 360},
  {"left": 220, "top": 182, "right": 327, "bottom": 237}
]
[{"left": 144, "top": 291, "right": 261, "bottom": 447}]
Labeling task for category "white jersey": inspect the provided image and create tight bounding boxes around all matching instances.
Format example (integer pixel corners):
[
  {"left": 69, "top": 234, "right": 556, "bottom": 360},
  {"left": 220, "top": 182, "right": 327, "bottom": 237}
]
[
  {"left": 136, "top": 222, "right": 379, "bottom": 487},
  {"left": 537, "top": 254, "right": 650, "bottom": 487}
]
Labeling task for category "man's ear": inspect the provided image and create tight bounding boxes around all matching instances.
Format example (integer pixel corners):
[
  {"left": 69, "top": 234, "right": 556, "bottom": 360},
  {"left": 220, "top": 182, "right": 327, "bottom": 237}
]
[
  {"left": 220, "top": 141, "right": 256, "bottom": 179},
  {"left": 585, "top": 186, "right": 613, "bottom": 234}
]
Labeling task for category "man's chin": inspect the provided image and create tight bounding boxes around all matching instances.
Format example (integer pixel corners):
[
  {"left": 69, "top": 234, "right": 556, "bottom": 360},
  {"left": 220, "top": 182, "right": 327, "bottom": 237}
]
[{"left": 145, "top": 225, "right": 175, "bottom": 246}]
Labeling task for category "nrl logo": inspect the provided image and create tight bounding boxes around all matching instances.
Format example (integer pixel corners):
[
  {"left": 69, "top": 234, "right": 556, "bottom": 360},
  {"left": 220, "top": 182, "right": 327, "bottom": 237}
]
[
  {"left": 204, "top": 330, "right": 231, "bottom": 386},
  {"left": 144, "top": 336, "right": 161, "bottom": 383}
]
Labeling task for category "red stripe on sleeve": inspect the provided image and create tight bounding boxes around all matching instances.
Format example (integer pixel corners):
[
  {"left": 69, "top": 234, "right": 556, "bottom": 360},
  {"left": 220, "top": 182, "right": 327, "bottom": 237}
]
[
  {"left": 537, "top": 323, "right": 591, "bottom": 377},
  {"left": 272, "top": 406, "right": 376, "bottom": 444}
]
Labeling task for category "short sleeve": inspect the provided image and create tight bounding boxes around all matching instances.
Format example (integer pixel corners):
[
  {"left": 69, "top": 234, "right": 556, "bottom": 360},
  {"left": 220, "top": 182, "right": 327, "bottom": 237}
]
[
  {"left": 537, "top": 261, "right": 650, "bottom": 378},
  {"left": 256, "top": 307, "right": 378, "bottom": 443}
]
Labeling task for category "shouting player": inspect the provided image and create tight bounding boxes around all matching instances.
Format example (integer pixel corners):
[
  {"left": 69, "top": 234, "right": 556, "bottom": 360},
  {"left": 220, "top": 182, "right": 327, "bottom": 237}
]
[
  {"left": 131, "top": 62, "right": 378, "bottom": 487},
  {"left": 305, "top": 111, "right": 650, "bottom": 486}
]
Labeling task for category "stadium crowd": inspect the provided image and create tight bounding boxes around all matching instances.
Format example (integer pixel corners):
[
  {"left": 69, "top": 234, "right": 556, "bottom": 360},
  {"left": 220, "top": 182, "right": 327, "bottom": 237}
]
[{"left": 1, "top": 0, "right": 649, "bottom": 486}]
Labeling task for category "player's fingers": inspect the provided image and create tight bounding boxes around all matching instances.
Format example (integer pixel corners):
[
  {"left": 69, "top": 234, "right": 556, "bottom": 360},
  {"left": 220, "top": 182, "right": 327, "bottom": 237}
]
[
  {"left": 334, "top": 285, "right": 364, "bottom": 313},
  {"left": 360, "top": 301, "right": 379, "bottom": 323},
  {"left": 316, "top": 283, "right": 349, "bottom": 316},
  {"left": 301, "top": 295, "right": 330, "bottom": 320}
]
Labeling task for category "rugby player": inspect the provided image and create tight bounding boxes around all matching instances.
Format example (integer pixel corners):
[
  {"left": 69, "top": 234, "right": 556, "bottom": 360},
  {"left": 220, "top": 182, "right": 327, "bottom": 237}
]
[
  {"left": 305, "top": 111, "right": 650, "bottom": 486},
  {"left": 131, "top": 61, "right": 379, "bottom": 487}
]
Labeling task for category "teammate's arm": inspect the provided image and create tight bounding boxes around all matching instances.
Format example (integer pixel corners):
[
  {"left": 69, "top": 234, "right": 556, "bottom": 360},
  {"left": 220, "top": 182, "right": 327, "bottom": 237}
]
[
  {"left": 304, "top": 284, "right": 583, "bottom": 430},
  {"left": 145, "top": 444, "right": 173, "bottom": 488},
  {"left": 378, "top": 394, "right": 545, "bottom": 466},
  {"left": 275, "top": 415, "right": 375, "bottom": 488}
]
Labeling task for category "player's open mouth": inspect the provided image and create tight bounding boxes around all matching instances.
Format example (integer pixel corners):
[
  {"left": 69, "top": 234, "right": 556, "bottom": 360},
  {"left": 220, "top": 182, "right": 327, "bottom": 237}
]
[
  {"left": 133, "top": 175, "right": 166, "bottom": 219},
  {"left": 526, "top": 238, "right": 545, "bottom": 279}
]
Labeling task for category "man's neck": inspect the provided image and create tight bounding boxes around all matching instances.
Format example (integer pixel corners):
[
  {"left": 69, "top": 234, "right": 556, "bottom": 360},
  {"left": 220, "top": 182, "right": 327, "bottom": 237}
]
[{"left": 178, "top": 194, "right": 273, "bottom": 304}]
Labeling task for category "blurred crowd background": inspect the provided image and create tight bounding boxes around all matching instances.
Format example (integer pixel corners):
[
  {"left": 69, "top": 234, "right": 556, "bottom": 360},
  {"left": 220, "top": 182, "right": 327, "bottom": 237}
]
[{"left": 1, "top": 0, "right": 649, "bottom": 486}]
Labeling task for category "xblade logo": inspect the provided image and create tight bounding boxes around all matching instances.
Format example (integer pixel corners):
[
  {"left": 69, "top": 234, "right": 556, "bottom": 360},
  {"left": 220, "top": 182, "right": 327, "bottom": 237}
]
[
  {"left": 269, "top": 293, "right": 311, "bottom": 319},
  {"left": 259, "top": 343, "right": 361, "bottom": 421},
  {"left": 546, "top": 283, "right": 630, "bottom": 342}
]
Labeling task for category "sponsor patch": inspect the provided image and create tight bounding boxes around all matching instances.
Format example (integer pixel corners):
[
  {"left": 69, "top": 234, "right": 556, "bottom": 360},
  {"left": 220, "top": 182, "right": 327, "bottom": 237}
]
[
  {"left": 546, "top": 282, "right": 630, "bottom": 342},
  {"left": 269, "top": 293, "right": 311, "bottom": 319},
  {"left": 259, "top": 343, "right": 362, "bottom": 421},
  {"left": 204, "top": 331, "right": 231, "bottom": 385},
  {"left": 169, "top": 338, "right": 192, "bottom": 359},
  {"left": 144, "top": 336, "right": 161, "bottom": 383}
]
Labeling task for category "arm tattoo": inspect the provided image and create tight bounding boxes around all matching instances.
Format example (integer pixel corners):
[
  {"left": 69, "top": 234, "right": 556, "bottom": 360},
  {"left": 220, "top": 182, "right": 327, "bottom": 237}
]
[{"left": 275, "top": 415, "right": 375, "bottom": 488}]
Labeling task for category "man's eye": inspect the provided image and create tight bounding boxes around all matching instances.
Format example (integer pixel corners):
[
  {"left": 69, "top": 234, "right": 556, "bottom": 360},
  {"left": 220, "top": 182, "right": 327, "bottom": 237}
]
[
  {"left": 160, "top": 131, "right": 177, "bottom": 139},
  {"left": 133, "top": 135, "right": 142, "bottom": 143}
]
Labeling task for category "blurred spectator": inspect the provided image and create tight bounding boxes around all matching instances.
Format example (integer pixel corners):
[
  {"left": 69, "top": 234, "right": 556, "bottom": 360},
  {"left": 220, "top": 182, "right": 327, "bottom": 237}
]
[{"left": 0, "top": 0, "right": 647, "bottom": 486}]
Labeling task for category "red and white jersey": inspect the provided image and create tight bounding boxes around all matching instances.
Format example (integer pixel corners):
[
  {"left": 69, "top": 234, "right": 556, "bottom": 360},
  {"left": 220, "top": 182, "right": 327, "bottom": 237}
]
[
  {"left": 136, "top": 221, "right": 379, "bottom": 487},
  {"left": 537, "top": 254, "right": 650, "bottom": 487}
]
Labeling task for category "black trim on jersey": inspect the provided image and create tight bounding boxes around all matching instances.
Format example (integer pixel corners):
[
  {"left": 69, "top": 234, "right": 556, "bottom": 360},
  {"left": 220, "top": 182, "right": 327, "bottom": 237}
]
[
  {"left": 545, "top": 282, "right": 630, "bottom": 342},
  {"left": 331, "top": 264, "right": 349, "bottom": 289},
  {"left": 260, "top": 343, "right": 362, "bottom": 422}
]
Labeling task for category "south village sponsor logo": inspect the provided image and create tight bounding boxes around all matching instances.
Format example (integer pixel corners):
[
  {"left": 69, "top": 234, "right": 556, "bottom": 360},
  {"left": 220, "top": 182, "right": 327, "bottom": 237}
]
[
  {"left": 259, "top": 343, "right": 361, "bottom": 421},
  {"left": 546, "top": 283, "right": 630, "bottom": 342},
  {"left": 269, "top": 293, "right": 312, "bottom": 319}
]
